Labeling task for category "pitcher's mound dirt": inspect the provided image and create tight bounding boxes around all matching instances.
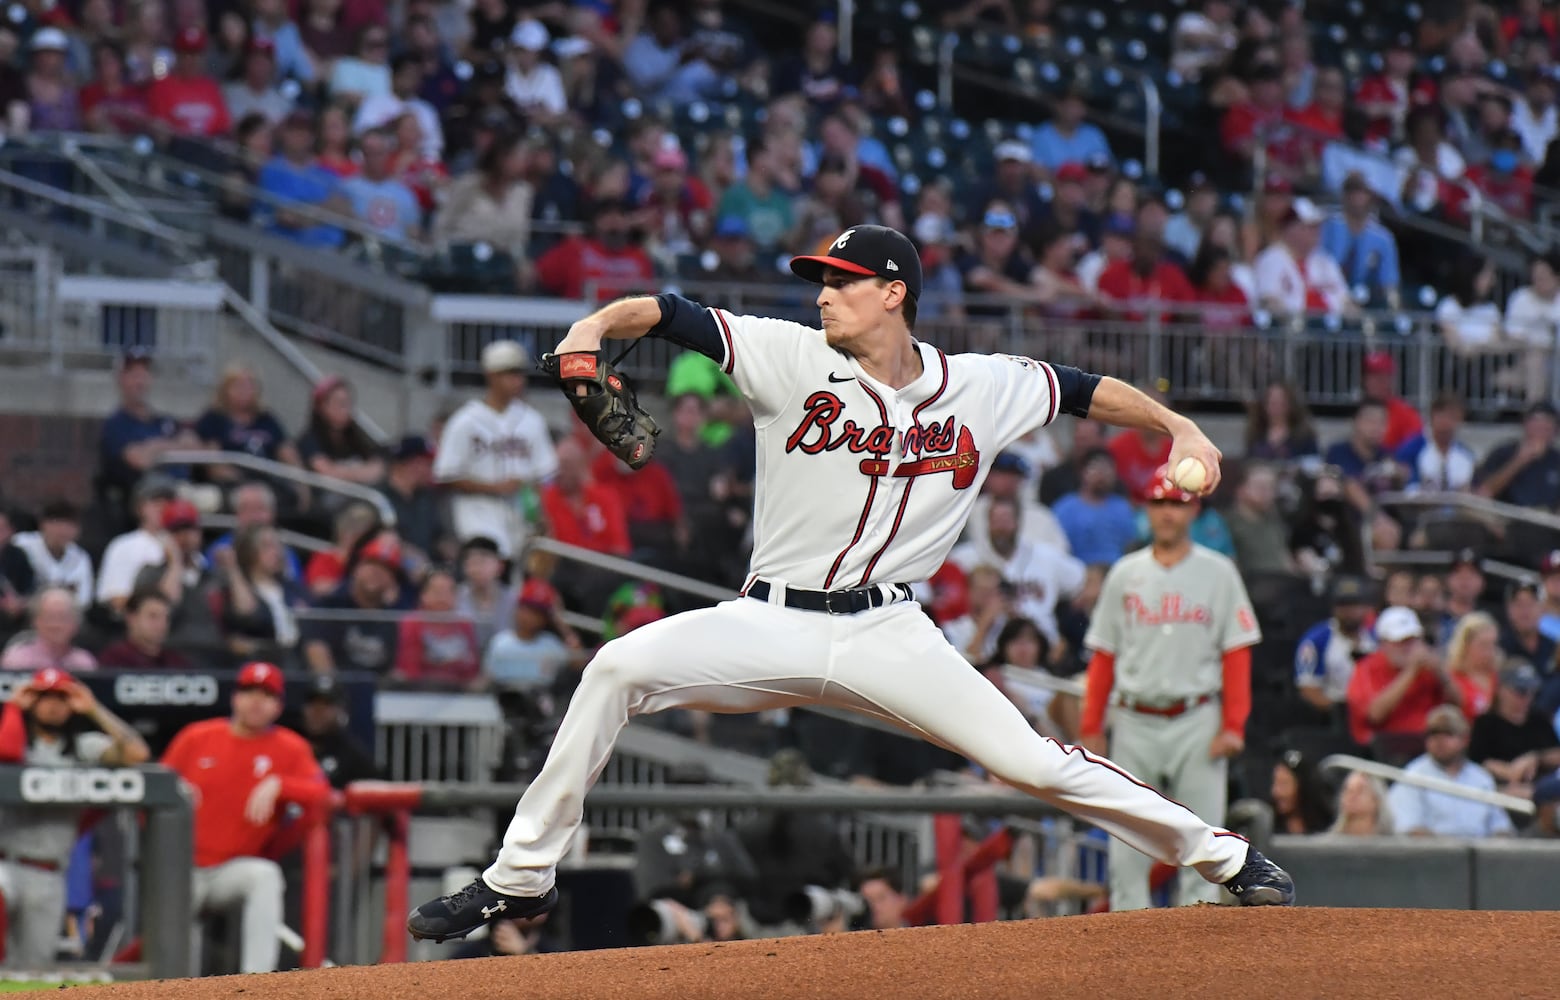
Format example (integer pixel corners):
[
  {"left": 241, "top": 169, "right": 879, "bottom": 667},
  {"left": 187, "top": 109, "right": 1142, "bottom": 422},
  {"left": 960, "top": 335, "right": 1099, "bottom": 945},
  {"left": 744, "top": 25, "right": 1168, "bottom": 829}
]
[{"left": 76, "top": 907, "right": 1560, "bottom": 1000}]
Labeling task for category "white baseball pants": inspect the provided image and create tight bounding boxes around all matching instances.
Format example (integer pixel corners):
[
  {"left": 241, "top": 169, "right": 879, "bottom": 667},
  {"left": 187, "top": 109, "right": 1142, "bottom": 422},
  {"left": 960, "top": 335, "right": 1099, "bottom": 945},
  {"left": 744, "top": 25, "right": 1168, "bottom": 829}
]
[
  {"left": 0, "top": 861, "right": 66, "bottom": 970},
  {"left": 485, "top": 597, "right": 1249, "bottom": 896},
  {"left": 1105, "top": 701, "right": 1229, "bottom": 911},
  {"left": 192, "top": 857, "right": 284, "bottom": 974}
]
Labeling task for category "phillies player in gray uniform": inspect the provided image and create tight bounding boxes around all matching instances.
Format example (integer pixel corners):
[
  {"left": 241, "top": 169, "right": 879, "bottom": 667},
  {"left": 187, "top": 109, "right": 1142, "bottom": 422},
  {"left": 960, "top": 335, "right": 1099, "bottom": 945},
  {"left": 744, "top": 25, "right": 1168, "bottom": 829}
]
[
  {"left": 409, "top": 225, "right": 1294, "bottom": 942},
  {"left": 0, "top": 668, "right": 149, "bottom": 969},
  {"left": 1081, "top": 470, "right": 1261, "bottom": 911}
]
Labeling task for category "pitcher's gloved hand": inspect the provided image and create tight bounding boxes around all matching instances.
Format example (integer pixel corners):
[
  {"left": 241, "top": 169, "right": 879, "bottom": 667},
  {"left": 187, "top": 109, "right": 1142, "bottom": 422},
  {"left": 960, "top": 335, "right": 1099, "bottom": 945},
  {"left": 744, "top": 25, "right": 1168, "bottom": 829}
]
[{"left": 538, "top": 350, "right": 661, "bottom": 469}]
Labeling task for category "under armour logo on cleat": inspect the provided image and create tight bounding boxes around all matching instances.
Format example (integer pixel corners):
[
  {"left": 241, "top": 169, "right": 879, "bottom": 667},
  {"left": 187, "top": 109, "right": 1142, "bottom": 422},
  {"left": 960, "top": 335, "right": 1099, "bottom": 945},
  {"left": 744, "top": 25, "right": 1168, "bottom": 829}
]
[{"left": 481, "top": 902, "right": 507, "bottom": 918}]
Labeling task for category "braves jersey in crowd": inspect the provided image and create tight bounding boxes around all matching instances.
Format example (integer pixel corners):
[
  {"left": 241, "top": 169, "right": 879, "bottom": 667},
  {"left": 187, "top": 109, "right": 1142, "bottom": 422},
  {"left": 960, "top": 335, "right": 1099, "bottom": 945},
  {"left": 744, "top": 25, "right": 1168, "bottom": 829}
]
[
  {"left": 433, "top": 398, "right": 559, "bottom": 556},
  {"left": 1393, "top": 434, "right": 1477, "bottom": 493},
  {"left": 1294, "top": 617, "right": 1377, "bottom": 702},
  {"left": 1085, "top": 545, "right": 1262, "bottom": 703},
  {"left": 704, "top": 309, "right": 1067, "bottom": 589}
]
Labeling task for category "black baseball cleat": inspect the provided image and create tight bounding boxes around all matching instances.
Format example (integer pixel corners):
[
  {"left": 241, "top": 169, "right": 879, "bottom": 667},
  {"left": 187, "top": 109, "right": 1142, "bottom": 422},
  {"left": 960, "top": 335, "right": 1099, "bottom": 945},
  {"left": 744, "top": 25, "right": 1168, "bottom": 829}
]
[
  {"left": 1222, "top": 847, "right": 1296, "bottom": 906},
  {"left": 407, "top": 879, "right": 559, "bottom": 943}
]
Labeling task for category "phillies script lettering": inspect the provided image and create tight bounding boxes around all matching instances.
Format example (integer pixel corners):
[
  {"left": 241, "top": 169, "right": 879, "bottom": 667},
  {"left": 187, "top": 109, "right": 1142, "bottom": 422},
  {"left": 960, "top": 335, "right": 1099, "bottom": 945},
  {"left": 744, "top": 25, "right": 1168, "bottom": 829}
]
[{"left": 1125, "top": 593, "right": 1212, "bottom": 626}]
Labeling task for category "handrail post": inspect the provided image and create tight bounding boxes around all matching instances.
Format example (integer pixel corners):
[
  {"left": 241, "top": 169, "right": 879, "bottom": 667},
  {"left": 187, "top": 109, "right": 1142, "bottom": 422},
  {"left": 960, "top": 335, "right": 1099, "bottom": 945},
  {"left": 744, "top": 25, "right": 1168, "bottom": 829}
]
[
  {"left": 938, "top": 33, "right": 958, "bottom": 109},
  {"left": 837, "top": 0, "right": 853, "bottom": 63},
  {"left": 1141, "top": 76, "right": 1161, "bottom": 179}
]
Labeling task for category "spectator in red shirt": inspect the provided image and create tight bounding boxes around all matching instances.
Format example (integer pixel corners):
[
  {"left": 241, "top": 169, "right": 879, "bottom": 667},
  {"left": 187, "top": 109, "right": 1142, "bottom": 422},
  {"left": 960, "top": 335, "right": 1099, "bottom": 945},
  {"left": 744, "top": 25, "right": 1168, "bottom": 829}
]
[
  {"left": 1345, "top": 607, "right": 1461, "bottom": 753},
  {"left": 1107, "top": 390, "right": 1174, "bottom": 499},
  {"left": 160, "top": 662, "right": 330, "bottom": 973},
  {"left": 395, "top": 566, "right": 482, "bottom": 688},
  {"left": 96, "top": 590, "right": 192, "bottom": 669},
  {"left": 539, "top": 437, "right": 631, "bottom": 556},
  {"left": 639, "top": 145, "right": 715, "bottom": 255},
  {"left": 1096, "top": 233, "right": 1195, "bottom": 322},
  {"left": 1353, "top": 33, "right": 1434, "bottom": 145},
  {"left": 146, "top": 27, "right": 232, "bottom": 137},
  {"left": 1463, "top": 129, "right": 1536, "bottom": 219},
  {"left": 1187, "top": 243, "right": 1251, "bottom": 333},
  {"left": 1222, "top": 62, "right": 1303, "bottom": 183},
  {"left": 590, "top": 449, "right": 687, "bottom": 567},
  {"left": 1287, "top": 66, "right": 1347, "bottom": 172},
  {"left": 1361, "top": 350, "right": 1424, "bottom": 452},
  {"left": 80, "top": 41, "right": 150, "bottom": 134},
  {"left": 1503, "top": 0, "right": 1557, "bottom": 52},
  {"left": 535, "top": 198, "right": 657, "bottom": 302}
]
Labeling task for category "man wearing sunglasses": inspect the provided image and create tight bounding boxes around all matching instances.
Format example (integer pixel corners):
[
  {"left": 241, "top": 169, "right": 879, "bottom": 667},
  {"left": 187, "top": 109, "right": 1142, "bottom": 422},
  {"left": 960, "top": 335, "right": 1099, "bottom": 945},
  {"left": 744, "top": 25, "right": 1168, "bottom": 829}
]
[{"left": 410, "top": 223, "right": 1294, "bottom": 943}]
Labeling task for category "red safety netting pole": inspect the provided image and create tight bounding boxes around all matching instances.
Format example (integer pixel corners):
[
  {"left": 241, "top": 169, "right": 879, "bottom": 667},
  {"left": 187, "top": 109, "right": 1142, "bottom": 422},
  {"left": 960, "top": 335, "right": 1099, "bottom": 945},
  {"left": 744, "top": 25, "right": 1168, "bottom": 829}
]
[
  {"left": 933, "top": 813, "right": 964, "bottom": 925},
  {"left": 300, "top": 813, "right": 332, "bottom": 968},
  {"left": 379, "top": 810, "right": 412, "bottom": 964}
]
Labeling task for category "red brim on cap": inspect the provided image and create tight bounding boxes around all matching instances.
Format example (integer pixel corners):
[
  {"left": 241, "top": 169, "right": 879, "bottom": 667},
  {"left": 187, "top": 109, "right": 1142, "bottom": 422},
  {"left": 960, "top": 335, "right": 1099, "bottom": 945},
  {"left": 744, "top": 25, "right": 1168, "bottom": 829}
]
[{"left": 789, "top": 255, "right": 878, "bottom": 283}]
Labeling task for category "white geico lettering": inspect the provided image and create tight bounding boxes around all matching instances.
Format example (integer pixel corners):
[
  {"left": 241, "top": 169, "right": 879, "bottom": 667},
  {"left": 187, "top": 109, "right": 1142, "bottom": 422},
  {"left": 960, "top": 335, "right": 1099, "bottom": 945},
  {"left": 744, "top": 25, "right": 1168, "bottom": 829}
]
[
  {"left": 20, "top": 768, "right": 146, "bottom": 804},
  {"left": 114, "top": 674, "right": 220, "bottom": 707}
]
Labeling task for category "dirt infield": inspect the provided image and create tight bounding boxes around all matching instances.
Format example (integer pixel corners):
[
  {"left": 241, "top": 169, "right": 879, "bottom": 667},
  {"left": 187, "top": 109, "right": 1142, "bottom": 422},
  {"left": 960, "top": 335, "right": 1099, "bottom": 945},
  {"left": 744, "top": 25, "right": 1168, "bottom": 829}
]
[{"left": 73, "top": 907, "right": 1560, "bottom": 1000}]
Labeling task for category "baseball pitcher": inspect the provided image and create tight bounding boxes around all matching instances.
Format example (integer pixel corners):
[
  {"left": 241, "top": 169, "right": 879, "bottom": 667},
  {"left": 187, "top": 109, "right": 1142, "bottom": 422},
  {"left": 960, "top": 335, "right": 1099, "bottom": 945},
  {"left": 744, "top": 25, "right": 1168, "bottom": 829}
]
[
  {"left": 0, "top": 668, "right": 150, "bottom": 969},
  {"left": 408, "top": 224, "right": 1294, "bottom": 943},
  {"left": 1081, "top": 472, "right": 1262, "bottom": 911}
]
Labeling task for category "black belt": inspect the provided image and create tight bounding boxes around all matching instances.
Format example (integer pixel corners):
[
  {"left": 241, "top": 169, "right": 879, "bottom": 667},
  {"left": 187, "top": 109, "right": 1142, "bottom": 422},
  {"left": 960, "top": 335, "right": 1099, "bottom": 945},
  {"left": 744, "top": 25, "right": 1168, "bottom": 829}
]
[
  {"left": 745, "top": 579, "right": 913, "bottom": 615},
  {"left": 0, "top": 852, "right": 60, "bottom": 872}
]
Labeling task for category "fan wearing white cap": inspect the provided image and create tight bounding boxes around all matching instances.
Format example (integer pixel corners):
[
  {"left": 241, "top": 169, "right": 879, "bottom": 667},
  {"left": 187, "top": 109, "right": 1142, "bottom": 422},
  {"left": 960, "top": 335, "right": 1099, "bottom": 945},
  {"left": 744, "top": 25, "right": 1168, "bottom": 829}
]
[
  {"left": 1251, "top": 197, "right": 1354, "bottom": 319},
  {"left": 432, "top": 341, "right": 558, "bottom": 559},
  {"left": 505, "top": 19, "right": 566, "bottom": 123},
  {"left": 1343, "top": 605, "right": 1463, "bottom": 750}
]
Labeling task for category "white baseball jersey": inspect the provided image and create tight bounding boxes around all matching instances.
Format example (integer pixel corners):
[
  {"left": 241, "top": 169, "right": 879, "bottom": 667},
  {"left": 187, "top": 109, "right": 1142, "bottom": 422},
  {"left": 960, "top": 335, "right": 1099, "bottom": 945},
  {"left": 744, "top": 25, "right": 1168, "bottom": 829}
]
[
  {"left": 950, "top": 537, "right": 1085, "bottom": 643},
  {"left": 707, "top": 309, "right": 1064, "bottom": 590},
  {"left": 434, "top": 398, "right": 558, "bottom": 556},
  {"left": 1084, "top": 544, "right": 1262, "bottom": 703},
  {"left": 12, "top": 532, "right": 94, "bottom": 606}
]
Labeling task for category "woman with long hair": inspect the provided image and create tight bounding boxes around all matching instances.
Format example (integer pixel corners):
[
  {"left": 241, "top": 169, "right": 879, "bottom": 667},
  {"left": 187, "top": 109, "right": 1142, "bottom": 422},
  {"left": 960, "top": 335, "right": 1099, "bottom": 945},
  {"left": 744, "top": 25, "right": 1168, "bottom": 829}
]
[
  {"left": 217, "top": 524, "right": 306, "bottom": 667},
  {"left": 980, "top": 617, "right": 1072, "bottom": 741},
  {"left": 193, "top": 363, "right": 303, "bottom": 488},
  {"left": 295, "top": 376, "right": 385, "bottom": 493},
  {"left": 316, "top": 103, "right": 359, "bottom": 177},
  {"left": 1269, "top": 749, "right": 1334, "bottom": 834},
  {"left": 1327, "top": 771, "right": 1394, "bottom": 835},
  {"left": 1445, "top": 611, "right": 1504, "bottom": 720},
  {"left": 1244, "top": 380, "right": 1319, "bottom": 460}
]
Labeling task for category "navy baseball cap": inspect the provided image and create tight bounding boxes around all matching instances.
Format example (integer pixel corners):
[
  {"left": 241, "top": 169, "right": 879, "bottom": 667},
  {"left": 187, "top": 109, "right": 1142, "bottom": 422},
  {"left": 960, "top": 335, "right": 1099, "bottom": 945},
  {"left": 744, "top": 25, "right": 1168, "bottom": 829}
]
[{"left": 790, "top": 225, "right": 923, "bottom": 302}]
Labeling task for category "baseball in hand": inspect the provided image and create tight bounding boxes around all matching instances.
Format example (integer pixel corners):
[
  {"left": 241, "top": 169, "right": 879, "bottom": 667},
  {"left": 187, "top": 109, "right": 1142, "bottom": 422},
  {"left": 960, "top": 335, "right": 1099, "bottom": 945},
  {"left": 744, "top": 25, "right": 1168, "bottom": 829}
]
[{"left": 1171, "top": 457, "right": 1209, "bottom": 494}]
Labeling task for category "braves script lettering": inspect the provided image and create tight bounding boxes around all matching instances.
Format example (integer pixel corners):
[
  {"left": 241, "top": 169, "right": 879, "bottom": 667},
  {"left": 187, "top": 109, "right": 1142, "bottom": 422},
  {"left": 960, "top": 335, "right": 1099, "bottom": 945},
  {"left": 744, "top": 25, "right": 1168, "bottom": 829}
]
[
  {"left": 1124, "top": 593, "right": 1213, "bottom": 626},
  {"left": 784, "top": 392, "right": 895, "bottom": 456}
]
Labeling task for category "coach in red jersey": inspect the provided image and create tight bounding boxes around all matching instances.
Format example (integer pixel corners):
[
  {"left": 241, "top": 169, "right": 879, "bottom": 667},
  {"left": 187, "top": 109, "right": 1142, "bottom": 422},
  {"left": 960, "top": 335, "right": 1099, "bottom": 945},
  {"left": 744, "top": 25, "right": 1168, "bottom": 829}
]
[{"left": 161, "top": 662, "right": 330, "bottom": 973}]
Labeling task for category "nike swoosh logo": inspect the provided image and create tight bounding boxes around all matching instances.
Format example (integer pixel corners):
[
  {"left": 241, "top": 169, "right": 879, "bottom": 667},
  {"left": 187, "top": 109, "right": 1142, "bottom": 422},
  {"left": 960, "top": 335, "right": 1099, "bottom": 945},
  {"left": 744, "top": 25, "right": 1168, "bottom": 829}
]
[{"left": 828, "top": 373, "right": 854, "bottom": 383}]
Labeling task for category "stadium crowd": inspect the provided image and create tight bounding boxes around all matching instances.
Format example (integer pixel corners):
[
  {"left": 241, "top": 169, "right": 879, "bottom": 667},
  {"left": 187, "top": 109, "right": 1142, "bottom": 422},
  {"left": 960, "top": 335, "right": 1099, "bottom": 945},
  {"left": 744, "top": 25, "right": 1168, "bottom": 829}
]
[{"left": 2, "top": 0, "right": 1560, "bottom": 974}]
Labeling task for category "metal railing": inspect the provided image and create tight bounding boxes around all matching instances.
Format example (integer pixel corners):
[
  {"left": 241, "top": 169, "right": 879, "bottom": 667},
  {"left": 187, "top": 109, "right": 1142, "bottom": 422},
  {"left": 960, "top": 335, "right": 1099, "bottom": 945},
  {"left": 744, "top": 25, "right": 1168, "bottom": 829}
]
[
  {"left": 154, "top": 449, "right": 397, "bottom": 525},
  {"left": 1320, "top": 753, "right": 1535, "bottom": 816}
]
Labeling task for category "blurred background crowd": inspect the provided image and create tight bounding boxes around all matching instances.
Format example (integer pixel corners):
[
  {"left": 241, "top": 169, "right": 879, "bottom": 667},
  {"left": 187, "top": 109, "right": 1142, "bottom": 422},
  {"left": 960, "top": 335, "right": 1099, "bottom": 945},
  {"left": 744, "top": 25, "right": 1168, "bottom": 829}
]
[{"left": 0, "top": 0, "right": 1558, "bottom": 976}]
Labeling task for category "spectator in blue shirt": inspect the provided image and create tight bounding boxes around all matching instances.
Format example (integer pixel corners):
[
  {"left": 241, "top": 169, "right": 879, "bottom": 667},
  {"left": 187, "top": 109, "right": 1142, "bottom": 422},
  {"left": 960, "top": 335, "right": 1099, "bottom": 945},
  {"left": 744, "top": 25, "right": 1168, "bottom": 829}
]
[
  {"left": 1388, "top": 705, "right": 1515, "bottom": 838},
  {"left": 255, "top": 110, "right": 348, "bottom": 248},
  {"left": 1319, "top": 172, "right": 1401, "bottom": 309},
  {"left": 1395, "top": 391, "right": 1478, "bottom": 493},
  {"left": 1052, "top": 449, "right": 1138, "bottom": 566},
  {"left": 251, "top": 0, "right": 314, "bottom": 83},
  {"left": 1029, "top": 83, "right": 1114, "bottom": 174},
  {"left": 341, "top": 128, "right": 424, "bottom": 242},
  {"left": 1324, "top": 399, "right": 1402, "bottom": 513},
  {"left": 97, "top": 350, "right": 198, "bottom": 499},
  {"left": 1295, "top": 575, "right": 1377, "bottom": 715},
  {"left": 1475, "top": 402, "right": 1560, "bottom": 509}
]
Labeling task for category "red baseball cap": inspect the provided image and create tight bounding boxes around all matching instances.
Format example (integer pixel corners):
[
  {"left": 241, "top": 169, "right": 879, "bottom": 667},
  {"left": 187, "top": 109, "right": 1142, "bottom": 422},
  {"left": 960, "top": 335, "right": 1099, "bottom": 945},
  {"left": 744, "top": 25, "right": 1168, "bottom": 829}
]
[
  {"left": 236, "top": 661, "right": 285, "bottom": 697},
  {"left": 31, "top": 667, "right": 74, "bottom": 693},
  {"left": 1145, "top": 464, "right": 1198, "bottom": 504},
  {"left": 1363, "top": 350, "right": 1395, "bottom": 375},
  {"left": 1055, "top": 162, "right": 1088, "bottom": 184},
  {"left": 174, "top": 26, "right": 208, "bottom": 53},
  {"left": 517, "top": 578, "right": 558, "bottom": 611},
  {"left": 358, "top": 535, "right": 403, "bottom": 568},
  {"left": 162, "top": 497, "right": 201, "bottom": 530}
]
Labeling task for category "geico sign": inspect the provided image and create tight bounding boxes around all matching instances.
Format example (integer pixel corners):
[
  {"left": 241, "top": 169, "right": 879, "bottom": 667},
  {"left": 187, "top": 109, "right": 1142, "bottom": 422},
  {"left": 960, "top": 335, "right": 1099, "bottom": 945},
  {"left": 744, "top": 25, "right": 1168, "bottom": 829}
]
[
  {"left": 114, "top": 674, "right": 220, "bottom": 707},
  {"left": 20, "top": 768, "right": 146, "bottom": 804}
]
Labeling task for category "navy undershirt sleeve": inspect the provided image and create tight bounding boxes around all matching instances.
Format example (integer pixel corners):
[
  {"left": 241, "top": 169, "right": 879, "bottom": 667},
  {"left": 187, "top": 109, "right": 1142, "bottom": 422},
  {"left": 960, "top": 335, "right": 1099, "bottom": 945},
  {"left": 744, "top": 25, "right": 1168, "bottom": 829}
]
[
  {"left": 1052, "top": 364, "right": 1102, "bottom": 418},
  {"left": 648, "top": 293, "right": 725, "bottom": 365}
]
